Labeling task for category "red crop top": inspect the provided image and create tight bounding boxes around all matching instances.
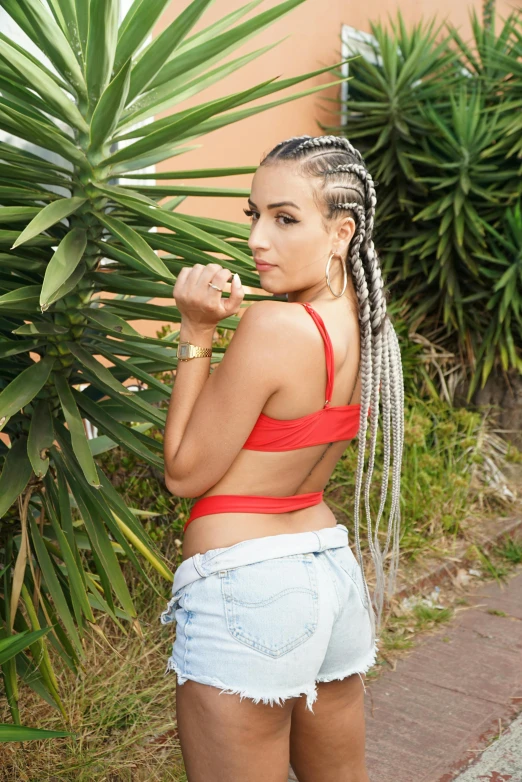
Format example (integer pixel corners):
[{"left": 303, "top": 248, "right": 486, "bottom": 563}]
[
  {"left": 242, "top": 301, "right": 361, "bottom": 450},
  {"left": 183, "top": 301, "right": 364, "bottom": 532}
]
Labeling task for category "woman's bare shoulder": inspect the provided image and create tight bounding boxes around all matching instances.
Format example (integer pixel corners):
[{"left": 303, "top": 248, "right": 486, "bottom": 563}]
[{"left": 239, "top": 299, "right": 305, "bottom": 329}]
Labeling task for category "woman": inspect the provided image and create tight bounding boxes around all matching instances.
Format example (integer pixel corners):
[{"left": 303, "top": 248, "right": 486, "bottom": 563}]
[{"left": 161, "top": 135, "right": 404, "bottom": 781}]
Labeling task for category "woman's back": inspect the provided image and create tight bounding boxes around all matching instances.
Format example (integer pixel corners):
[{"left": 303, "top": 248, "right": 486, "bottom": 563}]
[{"left": 181, "top": 297, "right": 362, "bottom": 559}]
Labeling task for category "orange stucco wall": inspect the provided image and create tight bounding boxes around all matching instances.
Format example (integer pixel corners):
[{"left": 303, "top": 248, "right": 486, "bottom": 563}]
[{"left": 154, "top": 0, "right": 518, "bottom": 226}]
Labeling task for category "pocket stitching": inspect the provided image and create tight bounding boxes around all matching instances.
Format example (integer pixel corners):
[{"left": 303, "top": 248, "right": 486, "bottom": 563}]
[
  {"left": 222, "top": 561, "right": 319, "bottom": 658},
  {"left": 231, "top": 585, "right": 315, "bottom": 609},
  {"left": 227, "top": 622, "right": 316, "bottom": 657}
]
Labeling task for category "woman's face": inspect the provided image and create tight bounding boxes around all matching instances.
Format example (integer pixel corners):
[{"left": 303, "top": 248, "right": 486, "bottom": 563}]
[{"left": 246, "top": 161, "right": 355, "bottom": 301}]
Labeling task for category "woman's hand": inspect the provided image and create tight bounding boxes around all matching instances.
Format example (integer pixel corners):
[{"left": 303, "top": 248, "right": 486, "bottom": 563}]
[{"left": 173, "top": 263, "right": 244, "bottom": 329}]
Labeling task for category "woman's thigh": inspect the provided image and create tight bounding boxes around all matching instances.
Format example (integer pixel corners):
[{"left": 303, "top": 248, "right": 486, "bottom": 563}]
[
  {"left": 176, "top": 678, "right": 295, "bottom": 782},
  {"left": 289, "top": 673, "right": 370, "bottom": 782}
]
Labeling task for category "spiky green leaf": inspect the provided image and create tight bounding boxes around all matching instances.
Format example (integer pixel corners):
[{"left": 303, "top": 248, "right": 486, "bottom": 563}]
[
  {"left": 85, "top": 0, "right": 119, "bottom": 104},
  {"left": 90, "top": 60, "right": 132, "bottom": 149},
  {"left": 27, "top": 400, "right": 54, "bottom": 478},
  {"left": 0, "top": 355, "right": 55, "bottom": 422},
  {"left": 0, "top": 39, "right": 87, "bottom": 131},
  {"left": 0, "top": 437, "right": 33, "bottom": 518},
  {"left": 12, "top": 198, "right": 86, "bottom": 249},
  {"left": 40, "top": 228, "right": 87, "bottom": 311},
  {"left": 54, "top": 373, "right": 101, "bottom": 488}
]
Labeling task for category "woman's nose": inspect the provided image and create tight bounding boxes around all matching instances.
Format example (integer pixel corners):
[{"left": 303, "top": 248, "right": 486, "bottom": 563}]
[{"left": 248, "top": 225, "right": 270, "bottom": 253}]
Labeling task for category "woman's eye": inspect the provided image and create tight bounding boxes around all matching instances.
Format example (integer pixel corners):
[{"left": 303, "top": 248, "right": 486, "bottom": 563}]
[
  {"left": 243, "top": 208, "right": 297, "bottom": 226},
  {"left": 278, "top": 214, "right": 297, "bottom": 225}
]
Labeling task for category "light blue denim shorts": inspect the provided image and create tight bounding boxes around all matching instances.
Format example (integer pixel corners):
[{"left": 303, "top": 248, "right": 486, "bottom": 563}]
[{"left": 160, "top": 524, "right": 379, "bottom": 712}]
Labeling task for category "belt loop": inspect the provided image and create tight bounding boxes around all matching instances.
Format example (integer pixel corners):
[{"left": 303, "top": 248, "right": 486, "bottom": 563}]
[
  {"left": 312, "top": 529, "right": 326, "bottom": 552},
  {"left": 192, "top": 553, "right": 207, "bottom": 578}
]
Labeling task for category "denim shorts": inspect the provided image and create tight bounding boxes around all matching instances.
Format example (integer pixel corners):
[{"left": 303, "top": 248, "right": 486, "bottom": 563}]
[{"left": 160, "top": 524, "right": 379, "bottom": 713}]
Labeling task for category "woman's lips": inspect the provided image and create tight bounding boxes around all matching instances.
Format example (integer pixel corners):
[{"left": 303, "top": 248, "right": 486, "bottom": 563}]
[{"left": 255, "top": 262, "right": 276, "bottom": 271}]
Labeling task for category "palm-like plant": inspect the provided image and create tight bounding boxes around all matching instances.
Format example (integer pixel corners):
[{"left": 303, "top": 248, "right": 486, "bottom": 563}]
[
  {"left": 0, "top": 627, "right": 71, "bottom": 739},
  {"left": 474, "top": 201, "right": 522, "bottom": 387},
  {"left": 326, "top": 13, "right": 458, "bottom": 220},
  {"left": 448, "top": 6, "right": 518, "bottom": 98},
  {"left": 403, "top": 88, "right": 514, "bottom": 323},
  {"left": 332, "top": 9, "right": 522, "bottom": 401},
  {"left": 0, "top": 0, "right": 350, "bottom": 723},
  {"left": 485, "top": 12, "right": 522, "bottom": 160}
]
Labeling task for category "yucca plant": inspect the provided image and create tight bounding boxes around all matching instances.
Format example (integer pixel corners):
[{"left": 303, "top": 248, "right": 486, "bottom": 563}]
[
  {"left": 0, "top": 0, "right": 351, "bottom": 724},
  {"left": 485, "top": 12, "right": 522, "bottom": 160},
  {"left": 326, "top": 13, "right": 459, "bottom": 221},
  {"left": 474, "top": 201, "right": 522, "bottom": 387},
  {"left": 402, "top": 88, "right": 515, "bottom": 322},
  {"left": 331, "top": 9, "right": 522, "bottom": 401},
  {"left": 448, "top": 6, "right": 519, "bottom": 99}
]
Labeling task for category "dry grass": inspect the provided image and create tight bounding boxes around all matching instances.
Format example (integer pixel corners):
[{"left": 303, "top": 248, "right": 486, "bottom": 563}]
[{"left": 0, "top": 571, "right": 185, "bottom": 782}]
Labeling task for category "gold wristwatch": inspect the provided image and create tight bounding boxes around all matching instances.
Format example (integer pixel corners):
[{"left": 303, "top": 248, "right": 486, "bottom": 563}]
[{"left": 177, "top": 341, "right": 212, "bottom": 361}]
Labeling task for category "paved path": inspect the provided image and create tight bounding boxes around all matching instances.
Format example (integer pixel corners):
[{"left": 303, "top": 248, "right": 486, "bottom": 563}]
[{"left": 364, "top": 565, "right": 522, "bottom": 782}]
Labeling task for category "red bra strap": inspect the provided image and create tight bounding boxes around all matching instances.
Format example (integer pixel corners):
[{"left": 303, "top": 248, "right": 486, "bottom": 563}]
[{"left": 299, "top": 302, "right": 334, "bottom": 407}]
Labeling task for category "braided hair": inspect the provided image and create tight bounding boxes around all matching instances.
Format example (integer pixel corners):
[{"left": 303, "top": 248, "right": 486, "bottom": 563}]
[{"left": 260, "top": 135, "right": 404, "bottom": 645}]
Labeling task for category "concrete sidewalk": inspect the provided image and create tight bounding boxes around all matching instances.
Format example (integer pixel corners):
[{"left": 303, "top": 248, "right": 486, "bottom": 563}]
[
  {"left": 364, "top": 564, "right": 522, "bottom": 782},
  {"left": 452, "top": 711, "right": 522, "bottom": 781}
]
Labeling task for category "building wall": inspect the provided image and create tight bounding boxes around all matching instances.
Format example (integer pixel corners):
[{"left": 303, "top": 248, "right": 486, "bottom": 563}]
[{"left": 154, "top": 0, "right": 517, "bottom": 226}]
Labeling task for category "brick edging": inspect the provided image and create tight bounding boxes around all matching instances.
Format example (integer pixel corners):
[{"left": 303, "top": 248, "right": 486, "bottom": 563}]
[{"left": 393, "top": 514, "right": 522, "bottom": 601}]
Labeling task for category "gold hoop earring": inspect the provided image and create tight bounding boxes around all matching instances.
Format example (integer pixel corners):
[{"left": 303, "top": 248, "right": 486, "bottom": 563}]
[{"left": 325, "top": 252, "right": 348, "bottom": 298}]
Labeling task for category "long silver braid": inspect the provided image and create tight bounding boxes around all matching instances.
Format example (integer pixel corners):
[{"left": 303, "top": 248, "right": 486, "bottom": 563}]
[
  {"left": 326, "top": 163, "right": 398, "bottom": 638},
  {"left": 261, "top": 136, "right": 405, "bottom": 645}
]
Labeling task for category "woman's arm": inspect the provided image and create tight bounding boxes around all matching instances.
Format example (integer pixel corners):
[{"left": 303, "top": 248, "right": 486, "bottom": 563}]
[
  {"left": 162, "top": 299, "right": 291, "bottom": 498},
  {"left": 163, "top": 320, "right": 215, "bottom": 474},
  {"left": 163, "top": 262, "right": 244, "bottom": 488}
]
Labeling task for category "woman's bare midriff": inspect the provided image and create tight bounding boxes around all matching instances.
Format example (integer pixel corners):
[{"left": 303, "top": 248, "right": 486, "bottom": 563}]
[
  {"left": 180, "top": 436, "right": 354, "bottom": 561},
  {"left": 181, "top": 501, "right": 338, "bottom": 561}
]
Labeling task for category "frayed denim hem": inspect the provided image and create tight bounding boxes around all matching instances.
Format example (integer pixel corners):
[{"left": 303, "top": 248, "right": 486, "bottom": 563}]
[
  {"left": 163, "top": 639, "right": 379, "bottom": 714},
  {"left": 164, "top": 657, "right": 319, "bottom": 713},
  {"left": 315, "top": 639, "right": 379, "bottom": 694}
]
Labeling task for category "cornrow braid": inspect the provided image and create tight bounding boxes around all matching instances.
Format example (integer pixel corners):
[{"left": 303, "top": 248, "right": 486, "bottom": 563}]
[
  {"left": 262, "top": 135, "right": 315, "bottom": 160},
  {"left": 340, "top": 201, "right": 380, "bottom": 642},
  {"left": 261, "top": 135, "right": 404, "bottom": 646},
  {"left": 326, "top": 163, "right": 392, "bottom": 634},
  {"left": 326, "top": 164, "right": 386, "bottom": 331},
  {"left": 335, "top": 201, "right": 366, "bottom": 221},
  {"left": 290, "top": 134, "right": 366, "bottom": 166}
]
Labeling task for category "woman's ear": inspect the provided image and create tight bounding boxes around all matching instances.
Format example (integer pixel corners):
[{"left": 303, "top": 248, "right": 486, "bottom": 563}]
[{"left": 336, "top": 216, "right": 356, "bottom": 256}]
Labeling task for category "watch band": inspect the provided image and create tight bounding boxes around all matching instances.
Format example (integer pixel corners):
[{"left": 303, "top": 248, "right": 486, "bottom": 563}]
[{"left": 177, "top": 341, "right": 213, "bottom": 361}]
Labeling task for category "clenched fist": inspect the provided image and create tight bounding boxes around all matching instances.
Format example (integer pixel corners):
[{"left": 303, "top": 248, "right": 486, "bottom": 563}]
[{"left": 173, "top": 263, "right": 244, "bottom": 328}]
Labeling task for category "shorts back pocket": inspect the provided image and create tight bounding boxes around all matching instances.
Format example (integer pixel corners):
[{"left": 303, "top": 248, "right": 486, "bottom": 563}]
[{"left": 221, "top": 554, "right": 318, "bottom": 658}]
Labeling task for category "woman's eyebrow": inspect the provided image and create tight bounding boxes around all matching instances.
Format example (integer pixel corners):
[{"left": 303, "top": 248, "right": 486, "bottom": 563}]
[{"left": 247, "top": 198, "right": 300, "bottom": 210}]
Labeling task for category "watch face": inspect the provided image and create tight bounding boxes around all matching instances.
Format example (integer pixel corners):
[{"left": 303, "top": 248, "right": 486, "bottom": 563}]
[{"left": 178, "top": 344, "right": 191, "bottom": 359}]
